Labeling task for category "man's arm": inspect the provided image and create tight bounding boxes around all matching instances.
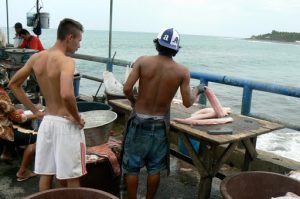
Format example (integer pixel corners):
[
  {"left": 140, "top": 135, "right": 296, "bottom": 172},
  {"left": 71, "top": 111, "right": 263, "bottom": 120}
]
[
  {"left": 180, "top": 68, "right": 200, "bottom": 108},
  {"left": 60, "top": 58, "right": 83, "bottom": 128},
  {"left": 8, "top": 54, "right": 43, "bottom": 119},
  {"left": 123, "top": 58, "right": 141, "bottom": 106}
]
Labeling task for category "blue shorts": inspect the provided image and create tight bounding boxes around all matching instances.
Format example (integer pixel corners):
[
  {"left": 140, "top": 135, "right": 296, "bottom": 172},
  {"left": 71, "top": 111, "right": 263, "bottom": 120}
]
[{"left": 122, "top": 117, "right": 168, "bottom": 176}]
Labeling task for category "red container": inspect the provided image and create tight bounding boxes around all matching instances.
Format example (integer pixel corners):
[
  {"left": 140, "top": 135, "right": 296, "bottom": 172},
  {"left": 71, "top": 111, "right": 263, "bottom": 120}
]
[
  {"left": 24, "top": 187, "right": 118, "bottom": 199},
  {"left": 220, "top": 171, "right": 300, "bottom": 199}
]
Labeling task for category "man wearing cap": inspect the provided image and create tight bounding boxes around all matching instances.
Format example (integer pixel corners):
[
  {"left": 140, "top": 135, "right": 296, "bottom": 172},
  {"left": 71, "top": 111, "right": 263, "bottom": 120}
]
[
  {"left": 14, "top": 22, "right": 23, "bottom": 48},
  {"left": 122, "top": 28, "right": 200, "bottom": 199}
]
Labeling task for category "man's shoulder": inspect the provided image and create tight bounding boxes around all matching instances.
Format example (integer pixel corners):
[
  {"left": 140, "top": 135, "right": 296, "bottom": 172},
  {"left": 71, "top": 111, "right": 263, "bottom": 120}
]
[
  {"left": 136, "top": 55, "right": 150, "bottom": 61},
  {"left": 136, "top": 55, "right": 161, "bottom": 63}
]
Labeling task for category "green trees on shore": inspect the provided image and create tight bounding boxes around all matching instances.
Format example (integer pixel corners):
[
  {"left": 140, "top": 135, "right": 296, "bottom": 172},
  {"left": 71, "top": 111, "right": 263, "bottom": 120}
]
[{"left": 249, "top": 30, "right": 300, "bottom": 42}]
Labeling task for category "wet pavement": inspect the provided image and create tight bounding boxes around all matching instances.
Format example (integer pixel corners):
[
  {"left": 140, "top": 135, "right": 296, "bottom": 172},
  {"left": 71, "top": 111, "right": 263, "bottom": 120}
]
[
  {"left": 0, "top": 154, "right": 222, "bottom": 199},
  {"left": 0, "top": 116, "right": 223, "bottom": 199},
  {"left": 0, "top": 159, "right": 39, "bottom": 199},
  {"left": 135, "top": 156, "right": 222, "bottom": 199}
]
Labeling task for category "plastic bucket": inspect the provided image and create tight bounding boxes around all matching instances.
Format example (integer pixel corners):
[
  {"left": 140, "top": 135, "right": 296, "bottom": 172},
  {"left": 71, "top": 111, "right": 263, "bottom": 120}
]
[
  {"left": 39, "top": 12, "right": 50, "bottom": 29},
  {"left": 178, "top": 136, "right": 200, "bottom": 156},
  {"left": 77, "top": 102, "right": 112, "bottom": 112},
  {"left": 24, "top": 187, "right": 118, "bottom": 199},
  {"left": 220, "top": 171, "right": 300, "bottom": 199},
  {"left": 73, "top": 74, "right": 81, "bottom": 98},
  {"left": 26, "top": 12, "right": 35, "bottom": 27},
  {"left": 81, "top": 160, "right": 120, "bottom": 196}
]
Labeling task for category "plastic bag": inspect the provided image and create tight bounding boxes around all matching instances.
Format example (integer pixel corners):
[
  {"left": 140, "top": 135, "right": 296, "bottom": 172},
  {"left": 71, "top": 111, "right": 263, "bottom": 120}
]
[{"left": 103, "top": 71, "right": 124, "bottom": 96}]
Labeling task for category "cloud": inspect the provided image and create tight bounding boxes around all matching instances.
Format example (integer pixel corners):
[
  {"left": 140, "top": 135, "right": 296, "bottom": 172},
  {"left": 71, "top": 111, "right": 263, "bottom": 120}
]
[{"left": 1, "top": 0, "right": 300, "bottom": 37}]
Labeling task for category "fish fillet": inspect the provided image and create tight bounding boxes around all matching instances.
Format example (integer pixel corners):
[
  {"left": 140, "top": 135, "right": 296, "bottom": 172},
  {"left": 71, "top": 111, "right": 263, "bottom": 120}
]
[
  {"left": 204, "top": 86, "right": 227, "bottom": 118},
  {"left": 191, "top": 107, "right": 231, "bottom": 118}
]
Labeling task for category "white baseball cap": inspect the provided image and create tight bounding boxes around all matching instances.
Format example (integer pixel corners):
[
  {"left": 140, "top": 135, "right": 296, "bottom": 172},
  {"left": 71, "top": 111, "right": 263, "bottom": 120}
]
[{"left": 157, "top": 28, "right": 180, "bottom": 51}]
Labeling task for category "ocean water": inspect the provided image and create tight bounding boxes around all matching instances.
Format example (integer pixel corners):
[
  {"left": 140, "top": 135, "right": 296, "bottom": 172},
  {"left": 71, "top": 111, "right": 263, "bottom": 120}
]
[{"left": 2, "top": 28, "right": 300, "bottom": 162}]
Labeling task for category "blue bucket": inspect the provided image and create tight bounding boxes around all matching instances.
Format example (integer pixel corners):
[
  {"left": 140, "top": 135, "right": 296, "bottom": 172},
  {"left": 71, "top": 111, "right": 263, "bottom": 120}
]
[
  {"left": 73, "top": 74, "right": 81, "bottom": 98},
  {"left": 178, "top": 136, "right": 200, "bottom": 157}
]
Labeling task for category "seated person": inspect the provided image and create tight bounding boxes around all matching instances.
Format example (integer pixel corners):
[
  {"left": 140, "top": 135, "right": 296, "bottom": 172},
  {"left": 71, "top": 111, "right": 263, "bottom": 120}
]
[
  {"left": 19, "top": 29, "right": 44, "bottom": 51},
  {"left": 14, "top": 22, "right": 23, "bottom": 48},
  {"left": 0, "top": 67, "right": 37, "bottom": 181},
  {"left": 0, "top": 29, "right": 6, "bottom": 47}
]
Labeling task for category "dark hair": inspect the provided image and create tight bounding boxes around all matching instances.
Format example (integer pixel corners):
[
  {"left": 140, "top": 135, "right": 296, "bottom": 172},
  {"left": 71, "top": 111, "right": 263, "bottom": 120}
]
[
  {"left": 153, "top": 39, "right": 178, "bottom": 57},
  {"left": 57, "top": 18, "right": 84, "bottom": 40},
  {"left": 19, "top": 29, "right": 30, "bottom": 36},
  {"left": 14, "top": 22, "right": 22, "bottom": 29}
]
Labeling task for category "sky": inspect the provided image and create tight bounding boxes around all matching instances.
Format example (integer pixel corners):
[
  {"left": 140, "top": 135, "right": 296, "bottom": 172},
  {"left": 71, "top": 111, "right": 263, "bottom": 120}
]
[{"left": 1, "top": 0, "right": 300, "bottom": 38}]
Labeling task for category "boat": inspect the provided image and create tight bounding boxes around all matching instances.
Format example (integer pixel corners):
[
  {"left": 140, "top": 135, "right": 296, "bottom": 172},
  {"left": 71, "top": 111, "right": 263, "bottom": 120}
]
[{"left": 0, "top": 1, "right": 300, "bottom": 199}]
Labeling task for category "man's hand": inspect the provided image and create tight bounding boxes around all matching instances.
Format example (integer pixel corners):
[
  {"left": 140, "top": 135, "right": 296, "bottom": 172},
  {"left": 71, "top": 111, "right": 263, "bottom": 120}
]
[
  {"left": 191, "top": 85, "right": 206, "bottom": 104},
  {"left": 34, "top": 110, "right": 45, "bottom": 120},
  {"left": 78, "top": 117, "right": 85, "bottom": 129},
  {"left": 63, "top": 115, "right": 85, "bottom": 129},
  {"left": 26, "top": 113, "right": 38, "bottom": 121},
  {"left": 192, "top": 85, "right": 206, "bottom": 96}
]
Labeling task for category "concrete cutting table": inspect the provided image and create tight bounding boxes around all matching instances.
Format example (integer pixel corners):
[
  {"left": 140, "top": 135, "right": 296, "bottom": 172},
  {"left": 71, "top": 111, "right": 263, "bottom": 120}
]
[{"left": 109, "top": 99, "right": 283, "bottom": 199}]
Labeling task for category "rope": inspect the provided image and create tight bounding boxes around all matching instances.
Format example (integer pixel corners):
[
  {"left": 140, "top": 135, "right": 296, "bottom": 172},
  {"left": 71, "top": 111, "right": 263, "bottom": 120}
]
[{"left": 27, "top": 5, "right": 36, "bottom": 13}]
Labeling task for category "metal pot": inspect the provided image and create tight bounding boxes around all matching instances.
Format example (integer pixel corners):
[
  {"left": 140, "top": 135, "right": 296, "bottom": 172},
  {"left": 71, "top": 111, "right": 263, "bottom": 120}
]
[{"left": 81, "top": 110, "right": 117, "bottom": 147}]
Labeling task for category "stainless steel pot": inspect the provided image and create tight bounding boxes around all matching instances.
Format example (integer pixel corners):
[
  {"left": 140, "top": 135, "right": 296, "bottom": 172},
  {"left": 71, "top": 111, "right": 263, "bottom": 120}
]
[{"left": 81, "top": 110, "right": 117, "bottom": 147}]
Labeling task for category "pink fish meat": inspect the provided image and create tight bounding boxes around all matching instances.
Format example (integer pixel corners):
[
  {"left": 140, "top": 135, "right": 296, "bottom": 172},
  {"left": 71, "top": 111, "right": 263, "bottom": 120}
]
[
  {"left": 191, "top": 107, "right": 231, "bottom": 119},
  {"left": 204, "top": 86, "right": 227, "bottom": 118}
]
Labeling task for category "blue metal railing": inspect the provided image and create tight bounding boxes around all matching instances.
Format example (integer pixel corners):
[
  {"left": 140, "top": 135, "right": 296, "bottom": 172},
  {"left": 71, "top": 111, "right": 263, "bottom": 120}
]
[
  {"left": 190, "top": 71, "right": 300, "bottom": 130},
  {"left": 71, "top": 54, "right": 300, "bottom": 130}
]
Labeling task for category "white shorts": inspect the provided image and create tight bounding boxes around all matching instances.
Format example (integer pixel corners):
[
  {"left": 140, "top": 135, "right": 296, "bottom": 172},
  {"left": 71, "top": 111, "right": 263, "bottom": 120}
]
[{"left": 35, "top": 115, "right": 87, "bottom": 180}]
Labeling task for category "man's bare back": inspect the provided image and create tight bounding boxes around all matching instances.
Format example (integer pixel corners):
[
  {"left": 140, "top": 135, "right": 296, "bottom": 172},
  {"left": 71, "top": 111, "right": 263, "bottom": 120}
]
[
  {"left": 124, "top": 55, "right": 195, "bottom": 116},
  {"left": 31, "top": 49, "right": 75, "bottom": 117}
]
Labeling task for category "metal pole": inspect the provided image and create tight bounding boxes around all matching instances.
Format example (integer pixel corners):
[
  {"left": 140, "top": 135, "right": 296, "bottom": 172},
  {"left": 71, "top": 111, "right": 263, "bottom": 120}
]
[
  {"left": 6, "top": 0, "right": 9, "bottom": 44},
  {"left": 107, "top": 0, "right": 113, "bottom": 71},
  {"left": 241, "top": 85, "right": 252, "bottom": 115},
  {"left": 36, "top": 0, "right": 39, "bottom": 13}
]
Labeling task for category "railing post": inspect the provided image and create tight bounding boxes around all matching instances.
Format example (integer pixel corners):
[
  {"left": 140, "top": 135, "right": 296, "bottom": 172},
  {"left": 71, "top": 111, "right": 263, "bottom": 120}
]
[
  {"left": 107, "top": 58, "right": 113, "bottom": 72},
  {"left": 6, "top": 0, "right": 10, "bottom": 44},
  {"left": 241, "top": 85, "right": 252, "bottom": 115}
]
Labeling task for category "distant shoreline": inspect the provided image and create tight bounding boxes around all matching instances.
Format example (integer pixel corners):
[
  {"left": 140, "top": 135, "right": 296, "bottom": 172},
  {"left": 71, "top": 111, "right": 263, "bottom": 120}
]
[
  {"left": 244, "top": 38, "right": 300, "bottom": 45},
  {"left": 247, "top": 30, "right": 300, "bottom": 44}
]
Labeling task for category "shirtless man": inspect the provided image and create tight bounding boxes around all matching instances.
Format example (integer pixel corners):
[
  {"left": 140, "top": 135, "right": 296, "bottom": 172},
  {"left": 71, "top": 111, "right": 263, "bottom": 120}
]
[
  {"left": 122, "top": 28, "right": 200, "bottom": 199},
  {"left": 9, "top": 18, "right": 85, "bottom": 191}
]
